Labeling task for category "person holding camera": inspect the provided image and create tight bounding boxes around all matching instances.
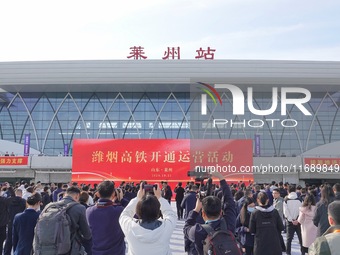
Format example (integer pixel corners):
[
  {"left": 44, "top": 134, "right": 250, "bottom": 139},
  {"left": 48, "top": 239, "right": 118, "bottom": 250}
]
[
  {"left": 183, "top": 171, "right": 237, "bottom": 255},
  {"left": 119, "top": 183, "right": 177, "bottom": 255}
]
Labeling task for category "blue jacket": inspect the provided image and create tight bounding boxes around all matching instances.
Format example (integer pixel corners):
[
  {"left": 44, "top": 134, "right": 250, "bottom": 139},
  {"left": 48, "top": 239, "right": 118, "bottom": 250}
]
[
  {"left": 183, "top": 179, "right": 236, "bottom": 255},
  {"left": 52, "top": 188, "right": 63, "bottom": 202},
  {"left": 181, "top": 191, "right": 197, "bottom": 219},
  {"left": 236, "top": 211, "right": 254, "bottom": 247},
  {"left": 12, "top": 209, "right": 40, "bottom": 255},
  {"left": 86, "top": 199, "right": 125, "bottom": 255}
]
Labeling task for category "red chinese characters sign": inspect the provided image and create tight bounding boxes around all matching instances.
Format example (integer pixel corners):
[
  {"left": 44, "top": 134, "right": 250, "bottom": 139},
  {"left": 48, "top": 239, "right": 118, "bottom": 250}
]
[
  {"left": 72, "top": 139, "right": 253, "bottom": 183},
  {"left": 0, "top": 156, "right": 28, "bottom": 166},
  {"left": 304, "top": 158, "right": 340, "bottom": 166},
  {"left": 126, "top": 46, "right": 215, "bottom": 60}
]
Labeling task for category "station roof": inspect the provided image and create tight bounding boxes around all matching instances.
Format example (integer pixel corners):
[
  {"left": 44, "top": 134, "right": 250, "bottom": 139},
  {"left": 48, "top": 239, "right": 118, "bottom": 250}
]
[{"left": 0, "top": 59, "right": 340, "bottom": 92}]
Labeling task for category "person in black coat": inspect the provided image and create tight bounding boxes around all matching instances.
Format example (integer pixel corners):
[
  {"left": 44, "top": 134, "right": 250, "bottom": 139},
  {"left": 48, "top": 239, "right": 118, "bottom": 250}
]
[
  {"left": 59, "top": 187, "right": 92, "bottom": 255},
  {"left": 3, "top": 189, "right": 26, "bottom": 255},
  {"left": 236, "top": 197, "right": 255, "bottom": 255},
  {"left": 174, "top": 182, "right": 185, "bottom": 220},
  {"left": 12, "top": 193, "right": 41, "bottom": 255},
  {"left": 161, "top": 182, "right": 172, "bottom": 204},
  {"left": 249, "top": 192, "right": 284, "bottom": 255},
  {"left": 181, "top": 184, "right": 198, "bottom": 219},
  {"left": 40, "top": 186, "right": 52, "bottom": 210},
  {"left": 0, "top": 195, "right": 9, "bottom": 255},
  {"left": 313, "top": 184, "right": 336, "bottom": 237}
]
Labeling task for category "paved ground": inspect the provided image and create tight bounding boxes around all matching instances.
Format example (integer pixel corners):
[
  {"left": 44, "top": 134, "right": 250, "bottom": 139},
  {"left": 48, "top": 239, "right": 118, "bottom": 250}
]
[{"left": 169, "top": 202, "right": 301, "bottom": 255}]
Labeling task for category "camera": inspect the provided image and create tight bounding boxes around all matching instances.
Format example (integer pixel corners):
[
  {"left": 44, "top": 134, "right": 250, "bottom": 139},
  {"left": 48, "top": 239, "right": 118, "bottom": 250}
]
[
  {"left": 187, "top": 170, "right": 211, "bottom": 182},
  {"left": 114, "top": 188, "right": 122, "bottom": 198},
  {"left": 196, "top": 177, "right": 213, "bottom": 201},
  {"left": 197, "top": 191, "right": 208, "bottom": 201},
  {"left": 143, "top": 184, "right": 157, "bottom": 194}
]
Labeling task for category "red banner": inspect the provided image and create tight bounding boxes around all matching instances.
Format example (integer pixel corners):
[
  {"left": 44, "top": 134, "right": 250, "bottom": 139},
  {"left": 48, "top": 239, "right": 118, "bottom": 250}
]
[
  {"left": 304, "top": 158, "right": 340, "bottom": 166},
  {"left": 72, "top": 139, "right": 253, "bottom": 184},
  {"left": 0, "top": 156, "right": 28, "bottom": 166}
]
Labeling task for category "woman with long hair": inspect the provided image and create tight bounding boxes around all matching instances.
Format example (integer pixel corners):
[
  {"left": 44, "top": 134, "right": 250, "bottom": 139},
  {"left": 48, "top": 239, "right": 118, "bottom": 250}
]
[
  {"left": 249, "top": 192, "right": 284, "bottom": 255},
  {"left": 236, "top": 197, "right": 255, "bottom": 255},
  {"left": 298, "top": 194, "right": 317, "bottom": 255},
  {"left": 313, "top": 184, "right": 335, "bottom": 236}
]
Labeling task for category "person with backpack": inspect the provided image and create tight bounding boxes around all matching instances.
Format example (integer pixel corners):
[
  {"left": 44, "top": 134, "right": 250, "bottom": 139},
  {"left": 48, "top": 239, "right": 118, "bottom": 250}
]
[
  {"left": 249, "top": 192, "right": 284, "bottom": 255},
  {"left": 183, "top": 171, "right": 239, "bottom": 255},
  {"left": 236, "top": 197, "right": 255, "bottom": 255},
  {"left": 33, "top": 186, "right": 92, "bottom": 255},
  {"left": 12, "top": 193, "right": 41, "bottom": 255},
  {"left": 86, "top": 180, "right": 125, "bottom": 255},
  {"left": 309, "top": 200, "right": 340, "bottom": 255}
]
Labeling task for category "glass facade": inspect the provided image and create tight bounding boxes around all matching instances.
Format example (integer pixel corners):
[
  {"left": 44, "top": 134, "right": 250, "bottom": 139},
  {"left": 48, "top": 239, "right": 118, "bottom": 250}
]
[{"left": 0, "top": 89, "right": 339, "bottom": 156}]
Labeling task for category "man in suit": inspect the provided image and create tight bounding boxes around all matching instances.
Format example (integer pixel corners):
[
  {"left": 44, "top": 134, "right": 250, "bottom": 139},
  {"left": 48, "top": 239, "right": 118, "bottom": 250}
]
[
  {"left": 12, "top": 193, "right": 41, "bottom": 255},
  {"left": 181, "top": 184, "right": 198, "bottom": 219}
]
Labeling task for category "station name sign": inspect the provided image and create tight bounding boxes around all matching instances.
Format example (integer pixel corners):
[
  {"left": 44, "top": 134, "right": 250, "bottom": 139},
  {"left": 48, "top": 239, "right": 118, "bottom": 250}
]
[{"left": 127, "top": 46, "right": 216, "bottom": 60}]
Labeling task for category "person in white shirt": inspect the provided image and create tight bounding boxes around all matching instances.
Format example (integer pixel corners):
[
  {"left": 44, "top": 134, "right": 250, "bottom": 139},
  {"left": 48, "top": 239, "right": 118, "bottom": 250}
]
[
  {"left": 283, "top": 185, "right": 303, "bottom": 255},
  {"left": 22, "top": 186, "right": 33, "bottom": 200}
]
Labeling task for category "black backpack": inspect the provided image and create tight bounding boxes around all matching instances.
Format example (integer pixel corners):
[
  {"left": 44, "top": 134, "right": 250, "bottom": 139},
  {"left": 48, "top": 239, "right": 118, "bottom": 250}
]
[{"left": 202, "top": 218, "right": 242, "bottom": 255}]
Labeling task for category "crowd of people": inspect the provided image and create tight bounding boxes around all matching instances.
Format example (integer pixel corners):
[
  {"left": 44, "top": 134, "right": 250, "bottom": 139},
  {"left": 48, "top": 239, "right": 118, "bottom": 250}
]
[{"left": 0, "top": 177, "right": 340, "bottom": 255}]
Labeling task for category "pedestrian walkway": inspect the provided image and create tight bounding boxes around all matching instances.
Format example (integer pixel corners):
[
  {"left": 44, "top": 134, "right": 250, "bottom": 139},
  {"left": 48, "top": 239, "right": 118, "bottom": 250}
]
[{"left": 169, "top": 202, "right": 301, "bottom": 255}]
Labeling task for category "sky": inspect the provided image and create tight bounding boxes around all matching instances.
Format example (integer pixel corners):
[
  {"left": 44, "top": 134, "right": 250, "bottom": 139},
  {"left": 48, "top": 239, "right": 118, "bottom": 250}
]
[{"left": 0, "top": 0, "right": 340, "bottom": 61}]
